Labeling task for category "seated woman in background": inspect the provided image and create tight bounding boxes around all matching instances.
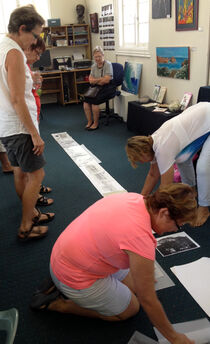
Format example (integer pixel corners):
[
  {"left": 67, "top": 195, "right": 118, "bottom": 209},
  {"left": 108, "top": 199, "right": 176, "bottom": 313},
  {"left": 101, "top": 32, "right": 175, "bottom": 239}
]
[
  {"left": 83, "top": 46, "right": 114, "bottom": 131},
  {"left": 31, "top": 183, "right": 196, "bottom": 344}
]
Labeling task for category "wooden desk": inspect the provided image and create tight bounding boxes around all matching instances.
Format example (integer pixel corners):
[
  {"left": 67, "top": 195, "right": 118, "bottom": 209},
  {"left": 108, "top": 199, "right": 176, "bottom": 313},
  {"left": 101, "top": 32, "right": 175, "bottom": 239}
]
[
  {"left": 41, "top": 68, "right": 91, "bottom": 105},
  {"left": 127, "top": 101, "right": 180, "bottom": 135}
]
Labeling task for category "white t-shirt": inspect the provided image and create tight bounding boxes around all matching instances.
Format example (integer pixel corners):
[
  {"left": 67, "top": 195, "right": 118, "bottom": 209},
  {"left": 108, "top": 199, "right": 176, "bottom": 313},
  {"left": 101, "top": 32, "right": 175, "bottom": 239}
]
[
  {"left": 0, "top": 36, "right": 38, "bottom": 137},
  {"left": 151, "top": 102, "right": 210, "bottom": 174}
]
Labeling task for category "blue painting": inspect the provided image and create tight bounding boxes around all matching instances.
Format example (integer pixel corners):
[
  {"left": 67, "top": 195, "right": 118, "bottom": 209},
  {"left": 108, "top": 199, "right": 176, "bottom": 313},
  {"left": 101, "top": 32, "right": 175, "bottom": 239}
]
[
  {"left": 122, "top": 62, "right": 142, "bottom": 95},
  {"left": 156, "top": 46, "right": 190, "bottom": 79}
]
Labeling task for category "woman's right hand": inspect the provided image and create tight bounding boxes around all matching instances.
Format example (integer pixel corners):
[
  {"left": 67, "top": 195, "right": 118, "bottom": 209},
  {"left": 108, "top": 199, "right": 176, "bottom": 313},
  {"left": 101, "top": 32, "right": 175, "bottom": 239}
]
[
  {"left": 171, "top": 332, "right": 194, "bottom": 344},
  {"left": 31, "top": 133, "right": 45, "bottom": 156}
]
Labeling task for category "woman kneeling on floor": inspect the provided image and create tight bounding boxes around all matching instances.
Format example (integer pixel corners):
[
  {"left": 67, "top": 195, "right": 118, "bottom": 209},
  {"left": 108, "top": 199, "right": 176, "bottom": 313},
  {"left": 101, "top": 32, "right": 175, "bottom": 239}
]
[{"left": 31, "top": 183, "right": 196, "bottom": 344}]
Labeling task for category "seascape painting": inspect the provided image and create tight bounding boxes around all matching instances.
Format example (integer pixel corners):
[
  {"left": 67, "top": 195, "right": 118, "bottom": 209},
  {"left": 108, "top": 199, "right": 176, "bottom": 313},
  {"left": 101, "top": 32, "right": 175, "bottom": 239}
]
[
  {"left": 156, "top": 46, "right": 190, "bottom": 79},
  {"left": 122, "top": 62, "right": 142, "bottom": 95}
]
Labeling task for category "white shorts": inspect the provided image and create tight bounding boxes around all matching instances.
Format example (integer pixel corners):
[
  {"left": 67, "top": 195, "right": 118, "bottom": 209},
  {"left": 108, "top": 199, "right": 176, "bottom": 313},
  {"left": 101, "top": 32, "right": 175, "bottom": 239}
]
[{"left": 50, "top": 266, "right": 131, "bottom": 316}]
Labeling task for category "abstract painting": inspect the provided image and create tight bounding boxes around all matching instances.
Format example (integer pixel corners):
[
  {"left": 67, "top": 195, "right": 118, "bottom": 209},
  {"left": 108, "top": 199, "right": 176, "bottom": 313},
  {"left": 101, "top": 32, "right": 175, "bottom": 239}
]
[
  {"left": 122, "top": 62, "right": 142, "bottom": 95},
  {"left": 156, "top": 46, "right": 190, "bottom": 79},
  {"left": 175, "top": 0, "right": 199, "bottom": 31}
]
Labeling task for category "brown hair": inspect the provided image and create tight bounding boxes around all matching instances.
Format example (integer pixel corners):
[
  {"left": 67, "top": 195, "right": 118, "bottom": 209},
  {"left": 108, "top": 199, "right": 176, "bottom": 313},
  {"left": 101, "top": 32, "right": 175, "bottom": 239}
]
[
  {"left": 31, "top": 37, "right": 46, "bottom": 53},
  {"left": 126, "top": 136, "right": 154, "bottom": 168},
  {"left": 145, "top": 183, "right": 197, "bottom": 225},
  {"left": 8, "top": 5, "right": 44, "bottom": 33}
]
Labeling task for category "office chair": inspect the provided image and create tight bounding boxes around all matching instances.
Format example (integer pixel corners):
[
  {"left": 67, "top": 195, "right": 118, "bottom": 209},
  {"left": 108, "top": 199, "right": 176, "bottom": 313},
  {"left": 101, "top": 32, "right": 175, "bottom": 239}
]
[
  {"left": 100, "top": 62, "right": 124, "bottom": 125},
  {"left": 0, "top": 308, "right": 19, "bottom": 344},
  {"left": 197, "top": 86, "right": 210, "bottom": 102}
]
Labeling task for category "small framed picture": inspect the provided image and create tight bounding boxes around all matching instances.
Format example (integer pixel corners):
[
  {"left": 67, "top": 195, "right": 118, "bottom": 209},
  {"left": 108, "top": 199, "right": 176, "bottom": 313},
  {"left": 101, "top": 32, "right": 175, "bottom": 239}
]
[
  {"left": 175, "top": 0, "right": 199, "bottom": 31},
  {"left": 180, "top": 92, "right": 193, "bottom": 111},
  {"left": 156, "top": 86, "right": 167, "bottom": 103},
  {"left": 152, "top": 85, "right": 160, "bottom": 101},
  {"left": 89, "top": 13, "right": 99, "bottom": 33}
]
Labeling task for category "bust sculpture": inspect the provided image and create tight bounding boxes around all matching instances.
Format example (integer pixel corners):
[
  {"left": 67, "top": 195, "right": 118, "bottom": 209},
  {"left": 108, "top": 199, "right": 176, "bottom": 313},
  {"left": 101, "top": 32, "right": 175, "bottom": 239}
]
[{"left": 76, "top": 4, "right": 85, "bottom": 24}]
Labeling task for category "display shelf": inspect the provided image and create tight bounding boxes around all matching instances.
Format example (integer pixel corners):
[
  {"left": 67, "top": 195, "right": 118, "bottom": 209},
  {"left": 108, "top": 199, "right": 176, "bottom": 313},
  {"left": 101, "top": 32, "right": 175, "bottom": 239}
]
[{"left": 42, "top": 24, "right": 91, "bottom": 58}]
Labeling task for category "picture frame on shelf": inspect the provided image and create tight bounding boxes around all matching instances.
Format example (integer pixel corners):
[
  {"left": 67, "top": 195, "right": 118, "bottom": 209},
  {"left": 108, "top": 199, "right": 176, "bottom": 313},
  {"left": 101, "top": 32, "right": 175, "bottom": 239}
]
[
  {"left": 180, "top": 92, "right": 193, "bottom": 111},
  {"left": 156, "top": 86, "right": 167, "bottom": 103},
  {"left": 175, "top": 0, "right": 199, "bottom": 31},
  {"left": 152, "top": 85, "right": 161, "bottom": 101}
]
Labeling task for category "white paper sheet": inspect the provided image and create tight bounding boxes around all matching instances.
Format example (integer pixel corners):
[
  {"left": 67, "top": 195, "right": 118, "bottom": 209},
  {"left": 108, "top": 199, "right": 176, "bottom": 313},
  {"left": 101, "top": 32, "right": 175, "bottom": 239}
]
[
  {"left": 154, "top": 262, "right": 175, "bottom": 291},
  {"left": 80, "top": 161, "right": 126, "bottom": 197},
  {"left": 171, "top": 257, "right": 210, "bottom": 317},
  {"left": 52, "top": 132, "right": 126, "bottom": 197},
  {"left": 154, "top": 318, "right": 210, "bottom": 344},
  {"left": 128, "top": 331, "right": 158, "bottom": 344}
]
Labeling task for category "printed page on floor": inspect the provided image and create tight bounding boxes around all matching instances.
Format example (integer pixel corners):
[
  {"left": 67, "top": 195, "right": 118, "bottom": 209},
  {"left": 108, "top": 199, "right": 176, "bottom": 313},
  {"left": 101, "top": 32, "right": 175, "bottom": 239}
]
[
  {"left": 154, "top": 318, "right": 210, "bottom": 344},
  {"left": 127, "top": 331, "right": 158, "bottom": 344},
  {"left": 154, "top": 261, "right": 175, "bottom": 291},
  {"left": 156, "top": 232, "right": 200, "bottom": 257},
  {"left": 171, "top": 257, "right": 210, "bottom": 317}
]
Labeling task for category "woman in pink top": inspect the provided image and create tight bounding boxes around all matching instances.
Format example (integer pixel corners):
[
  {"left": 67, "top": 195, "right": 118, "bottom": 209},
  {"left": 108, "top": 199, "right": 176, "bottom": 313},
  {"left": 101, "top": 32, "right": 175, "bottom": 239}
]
[{"left": 31, "top": 183, "right": 197, "bottom": 344}]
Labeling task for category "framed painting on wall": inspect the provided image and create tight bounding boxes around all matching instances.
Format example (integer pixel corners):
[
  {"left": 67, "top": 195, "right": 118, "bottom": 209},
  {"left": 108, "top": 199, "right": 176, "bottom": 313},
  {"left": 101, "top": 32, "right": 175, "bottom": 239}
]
[
  {"left": 152, "top": 0, "right": 171, "bottom": 19},
  {"left": 90, "top": 13, "right": 99, "bottom": 33},
  {"left": 156, "top": 46, "right": 190, "bottom": 79},
  {"left": 175, "top": 0, "right": 199, "bottom": 31}
]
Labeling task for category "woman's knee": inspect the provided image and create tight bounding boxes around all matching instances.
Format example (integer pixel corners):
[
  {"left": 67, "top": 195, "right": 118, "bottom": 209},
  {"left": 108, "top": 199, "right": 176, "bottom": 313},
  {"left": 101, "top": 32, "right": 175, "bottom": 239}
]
[
  {"left": 28, "top": 167, "right": 45, "bottom": 183},
  {"left": 92, "top": 105, "right": 100, "bottom": 113},
  {"left": 115, "top": 293, "right": 140, "bottom": 321},
  {"left": 83, "top": 102, "right": 91, "bottom": 110}
]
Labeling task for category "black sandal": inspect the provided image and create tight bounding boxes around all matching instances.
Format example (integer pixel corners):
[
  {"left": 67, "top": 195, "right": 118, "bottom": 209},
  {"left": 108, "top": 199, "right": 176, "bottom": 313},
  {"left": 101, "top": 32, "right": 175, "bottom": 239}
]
[
  {"left": 36, "top": 195, "right": 54, "bottom": 206},
  {"left": 33, "top": 208, "right": 55, "bottom": 224},
  {"left": 30, "top": 290, "right": 60, "bottom": 311},
  {"left": 34, "top": 276, "right": 56, "bottom": 295},
  {"left": 40, "top": 184, "right": 52, "bottom": 194},
  {"left": 18, "top": 224, "right": 48, "bottom": 242}
]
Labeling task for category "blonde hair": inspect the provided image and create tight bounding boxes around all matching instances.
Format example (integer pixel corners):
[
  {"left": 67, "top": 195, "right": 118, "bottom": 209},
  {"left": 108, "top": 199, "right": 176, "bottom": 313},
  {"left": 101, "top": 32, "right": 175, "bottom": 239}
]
[
  {"left": 126, "top": 136, "right": 154, "bottom": 168},
  {"left": 93, "top": 46, "right": 104, "bottom": 56},
  {"left": 145, "top": 183, "right": 197, "bottom": 225}
]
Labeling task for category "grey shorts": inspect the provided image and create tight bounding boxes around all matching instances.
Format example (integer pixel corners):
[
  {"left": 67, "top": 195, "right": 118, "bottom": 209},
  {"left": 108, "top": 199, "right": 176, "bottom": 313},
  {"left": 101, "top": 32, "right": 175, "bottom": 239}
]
[
  {"left": 50, "top": 267, "right": 131, "bottom": 316},
  {"left": 1, "top": 134, "right": 46, "bottom": 173}
]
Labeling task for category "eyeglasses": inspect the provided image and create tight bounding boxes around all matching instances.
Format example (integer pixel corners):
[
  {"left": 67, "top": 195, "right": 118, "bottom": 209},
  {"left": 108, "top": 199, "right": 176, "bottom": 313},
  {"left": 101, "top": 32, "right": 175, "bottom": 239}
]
[
  {"left": 35, "top": 50, "right": 42, "bottom": 57},
  {"left": 31, "top": 31, "right": 39, "bottom": 40}
]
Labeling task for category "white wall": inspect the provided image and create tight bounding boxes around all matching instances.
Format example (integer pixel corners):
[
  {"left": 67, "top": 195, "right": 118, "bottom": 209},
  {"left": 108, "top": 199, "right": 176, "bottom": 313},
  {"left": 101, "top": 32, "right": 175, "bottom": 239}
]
[
  {"left": 50, "top": 0, "right": 87, "bottom": 25},
  {"left": 51, "top": 0, "right": 210, "bottom": 105}
]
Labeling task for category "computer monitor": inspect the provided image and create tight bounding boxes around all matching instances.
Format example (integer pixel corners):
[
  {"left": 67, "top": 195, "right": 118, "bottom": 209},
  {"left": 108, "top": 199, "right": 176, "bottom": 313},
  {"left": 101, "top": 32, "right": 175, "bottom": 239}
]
[{"left": 33, "top": 49, "right": 51, "bottom": 71}]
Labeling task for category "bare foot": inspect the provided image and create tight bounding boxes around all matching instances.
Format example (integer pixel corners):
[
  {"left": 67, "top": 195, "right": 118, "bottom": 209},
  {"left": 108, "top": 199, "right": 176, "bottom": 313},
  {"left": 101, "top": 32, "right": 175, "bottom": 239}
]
[{"left": 193, "top": 206, "right": 210, "bottom": 227}]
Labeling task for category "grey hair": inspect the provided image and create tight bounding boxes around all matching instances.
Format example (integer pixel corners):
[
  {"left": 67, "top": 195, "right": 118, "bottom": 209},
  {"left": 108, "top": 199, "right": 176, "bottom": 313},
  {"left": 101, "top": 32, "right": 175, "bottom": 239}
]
[{"left": 93, "top": 46, "right": 104, "bottom": 56}]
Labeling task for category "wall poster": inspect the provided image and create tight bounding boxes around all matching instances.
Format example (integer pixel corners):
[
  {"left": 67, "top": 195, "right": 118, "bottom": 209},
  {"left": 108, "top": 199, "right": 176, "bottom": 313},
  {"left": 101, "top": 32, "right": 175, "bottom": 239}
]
[{"left": 99, "top": 4, "right": 115, "bottom": 51}]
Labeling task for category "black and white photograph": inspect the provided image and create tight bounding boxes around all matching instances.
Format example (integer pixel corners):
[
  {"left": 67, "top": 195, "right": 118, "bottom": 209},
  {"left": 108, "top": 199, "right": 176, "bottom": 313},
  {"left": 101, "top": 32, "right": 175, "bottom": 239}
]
[
  {"left": 152, "top": 0, "right": 171, "bottom": 19},
  {"left": 156, "top": 232, "right": 200, "bottom": 257}
]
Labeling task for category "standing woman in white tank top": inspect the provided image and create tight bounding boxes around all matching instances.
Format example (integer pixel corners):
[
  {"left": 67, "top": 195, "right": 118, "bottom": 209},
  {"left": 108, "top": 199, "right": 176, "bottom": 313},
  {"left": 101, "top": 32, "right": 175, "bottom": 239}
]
[{"left": 0, "top": 5, "right": 52, "bottom": 241}]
